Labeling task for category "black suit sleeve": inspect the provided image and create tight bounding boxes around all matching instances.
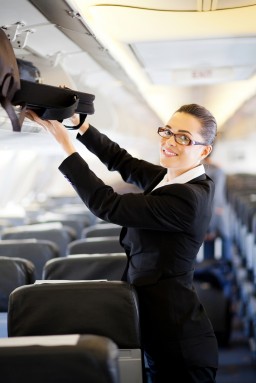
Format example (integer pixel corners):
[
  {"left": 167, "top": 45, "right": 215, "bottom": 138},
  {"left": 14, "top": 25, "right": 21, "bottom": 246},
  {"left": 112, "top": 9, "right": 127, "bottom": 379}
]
[
  {"left": 59, "top": 152, "right": 201, "bottom": 232},
  {"left": 76, "top": 125, "right": 164, "bottom": 191}
]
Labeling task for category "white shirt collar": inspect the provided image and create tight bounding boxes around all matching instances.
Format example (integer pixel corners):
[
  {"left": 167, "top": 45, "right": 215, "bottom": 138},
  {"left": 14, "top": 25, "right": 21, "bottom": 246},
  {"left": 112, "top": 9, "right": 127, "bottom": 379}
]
[{"left": 153, "top": 164, "right": 205, "bottom": 191}]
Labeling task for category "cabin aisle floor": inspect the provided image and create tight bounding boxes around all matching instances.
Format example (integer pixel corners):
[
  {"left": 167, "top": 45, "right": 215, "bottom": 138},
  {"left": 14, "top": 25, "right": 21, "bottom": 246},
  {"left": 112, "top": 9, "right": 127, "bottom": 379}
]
[{"left": 216, "top": 315, "right": 256, "bottom": 382}]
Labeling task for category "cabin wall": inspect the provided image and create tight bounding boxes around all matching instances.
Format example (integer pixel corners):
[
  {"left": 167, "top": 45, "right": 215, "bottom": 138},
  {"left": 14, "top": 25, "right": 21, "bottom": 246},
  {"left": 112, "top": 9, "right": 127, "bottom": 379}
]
[{"left": 211, "top": 138, "right": 256, "bottom": 174}]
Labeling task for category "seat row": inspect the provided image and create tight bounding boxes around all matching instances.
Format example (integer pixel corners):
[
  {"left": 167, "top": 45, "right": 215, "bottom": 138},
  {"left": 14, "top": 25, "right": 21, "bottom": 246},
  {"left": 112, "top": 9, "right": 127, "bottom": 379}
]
[
  {"left": 0, "top": 198, "right": 132, "bottom": 382},
  {"left": 0, "top": 253, "right": 127, "bottom": 311},
  {"left": 1, "top": 277, "right": 144, "bottom": 383},
  {"left": 226, "top": 173, "right": 256, "bottom": 360},
  {"left": 0, "top": 222, "right": 124, "bottom": 278},
  {"left": 0, "top": 198, "right": 121, "bottom": 241}
]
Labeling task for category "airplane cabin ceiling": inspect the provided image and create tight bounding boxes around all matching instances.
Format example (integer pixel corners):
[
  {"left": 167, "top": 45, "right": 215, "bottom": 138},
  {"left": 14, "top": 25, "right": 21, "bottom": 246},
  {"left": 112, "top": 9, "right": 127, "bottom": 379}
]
[
  {"left": 71, "top": 0, "right": 256, "bottom": 132},
  {"left": 131, "top": 37, "right": 256, "bottom": 85},
  {"left": 1, "top": 0, "right": 256, "bottom": 139}
]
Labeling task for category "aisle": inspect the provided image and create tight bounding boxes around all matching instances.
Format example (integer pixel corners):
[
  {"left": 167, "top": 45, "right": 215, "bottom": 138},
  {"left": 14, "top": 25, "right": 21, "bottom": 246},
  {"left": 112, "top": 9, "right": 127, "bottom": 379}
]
[{"left": 216, "top": 316, "right": 256, "bottom": 383}]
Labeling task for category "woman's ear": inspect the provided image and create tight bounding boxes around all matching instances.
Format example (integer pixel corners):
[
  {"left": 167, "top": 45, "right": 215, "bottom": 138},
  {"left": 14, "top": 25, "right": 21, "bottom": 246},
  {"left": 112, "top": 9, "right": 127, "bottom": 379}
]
[{"left": 201, "top": 145, "right": 212, "bottom": 160}]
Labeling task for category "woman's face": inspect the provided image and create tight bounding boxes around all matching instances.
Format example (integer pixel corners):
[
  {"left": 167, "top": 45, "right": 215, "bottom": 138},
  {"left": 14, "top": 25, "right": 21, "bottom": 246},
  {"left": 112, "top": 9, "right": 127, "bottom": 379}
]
[{"left": 159, "top": 111, "right": 212, "bottom": 178}]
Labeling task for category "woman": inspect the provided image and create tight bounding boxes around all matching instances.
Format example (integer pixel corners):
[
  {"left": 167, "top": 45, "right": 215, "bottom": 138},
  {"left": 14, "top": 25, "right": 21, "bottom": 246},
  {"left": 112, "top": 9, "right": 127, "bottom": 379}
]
[{"left": 26, "top": 103, "right": 218, "bottom": 383}]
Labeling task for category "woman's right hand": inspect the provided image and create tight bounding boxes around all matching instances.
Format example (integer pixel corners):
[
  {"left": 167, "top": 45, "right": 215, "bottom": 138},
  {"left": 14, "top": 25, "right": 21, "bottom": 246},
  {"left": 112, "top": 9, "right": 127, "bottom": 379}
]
[
  {"left": 25, "top": 110, "right": 77, "bottom": 156},
  {"left": 70, "top": 113, "right": 90, "bottom": 135}
]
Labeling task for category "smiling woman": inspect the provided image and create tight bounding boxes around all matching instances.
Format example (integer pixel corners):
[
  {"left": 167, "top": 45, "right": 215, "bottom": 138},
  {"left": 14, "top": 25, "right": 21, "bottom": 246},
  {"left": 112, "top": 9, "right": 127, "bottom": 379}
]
[
  {"left": 25, "top": 102, "right": 218, "bottom": 383},
  {"left": 158, "top": 104, "right": 215, "bottom": 180},
  {"left": 1, "top": 2, "right": 256, "bottom": 383}
]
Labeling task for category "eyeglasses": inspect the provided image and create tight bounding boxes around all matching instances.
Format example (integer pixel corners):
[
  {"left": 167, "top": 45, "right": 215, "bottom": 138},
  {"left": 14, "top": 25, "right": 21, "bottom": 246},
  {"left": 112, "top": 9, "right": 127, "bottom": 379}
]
[{"left": 157, "top": 127, "right": 208, "bottom": 146}]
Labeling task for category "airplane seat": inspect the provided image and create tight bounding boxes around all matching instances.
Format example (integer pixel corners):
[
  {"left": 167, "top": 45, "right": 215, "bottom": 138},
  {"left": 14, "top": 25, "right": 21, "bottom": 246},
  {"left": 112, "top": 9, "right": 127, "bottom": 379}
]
[
  {"left": 82, "top": 223, "right": 122, "bottom": 239},
  {"left": 49, "top": 202, "right": 98, "bottom": 226},
  {"left": 245, "top": 294, "right": 256, "bottom": 361},
  {"left": 42, "top": 253, "right": 127, "bottom": 281},
  {"left": 44, "top": 218, "right": 90, "bottom": 239},
  {"left": 238, "top": 198, "right": 256, "bottom": 279},
  {"left": 0, "top": 216, "right": 25, "bottom": 227},
  {"left": 0, "top": 256, "right": 35, "bottom": 338},
  {"left": 67, "top": 236, "right": 125, "bottom": 255},
  {"left": 43, "top": 196, "right": 85, "bottom": 208},
  {"left": 229, "top": 197, "right": 256, "bottom": 326},
  {"left": 1, "top": 222, "right": 76, "bottom": 257},
  {"left": 0, "top": 239, "right": 60, "bottom": 279},
  {"left": 0, "top": 219, "right": 13, "bottom": 235},
  {"left": 194, "top": 259, "right": 234, "bottom": 346},
  {"left": 8, "top": 281, "right": 144, "bottom": 383},
  {"left": 238, "top": 280, "right": 255, "bottom": 332},
  {"left": 0, "top": 333, "right": 120, "bottom": 383},
  {"left": 251, "top": 211, "right": 256, "bottom": 284},
  {"left": 31, "top": 211, "right": 93, "bottom": 239}
]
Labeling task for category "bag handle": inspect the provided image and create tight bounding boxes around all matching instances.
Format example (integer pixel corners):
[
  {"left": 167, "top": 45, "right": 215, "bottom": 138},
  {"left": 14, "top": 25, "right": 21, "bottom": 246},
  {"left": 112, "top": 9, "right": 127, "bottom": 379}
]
[
  {"left": 63, "top": 114, "right": 87, "bottom": 130},
  {"left": 59, "top": 86, "right": 87, "bottom": 130},
  {"left": 0, "top": 96, "right": 22, "bottom": 132},
  {"left": 38, "top": 96, "right": 79, "bottom": 121}
]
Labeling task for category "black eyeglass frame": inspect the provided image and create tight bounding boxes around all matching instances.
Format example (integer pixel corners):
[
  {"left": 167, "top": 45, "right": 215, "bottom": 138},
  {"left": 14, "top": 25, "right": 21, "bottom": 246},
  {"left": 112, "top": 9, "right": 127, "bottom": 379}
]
[{"left": 157, "top": 127, "right": 208, "bottom": 146}]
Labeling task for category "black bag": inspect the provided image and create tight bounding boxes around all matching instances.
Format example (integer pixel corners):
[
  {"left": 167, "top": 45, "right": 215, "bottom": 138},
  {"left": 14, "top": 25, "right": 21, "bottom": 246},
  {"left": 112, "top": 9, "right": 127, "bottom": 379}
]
[
  {"left": 0, "top": 27, "right": 95, "bottom": 131},
  {"left": 12, "top": 80, "right": 95, "bottom": 129},
  {"left": 17, "top": 58, "right": 41, "bottom": 83},
  {"left": 0, "top": 27, "right": 22, "bottom": 132}
]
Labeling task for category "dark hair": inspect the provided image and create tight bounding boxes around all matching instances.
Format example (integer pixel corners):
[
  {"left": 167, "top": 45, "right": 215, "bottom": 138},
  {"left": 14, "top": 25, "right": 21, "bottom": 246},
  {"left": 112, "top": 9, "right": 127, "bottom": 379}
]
[{"left": 175, "top": 104, "right": 217, "bottom": 145}]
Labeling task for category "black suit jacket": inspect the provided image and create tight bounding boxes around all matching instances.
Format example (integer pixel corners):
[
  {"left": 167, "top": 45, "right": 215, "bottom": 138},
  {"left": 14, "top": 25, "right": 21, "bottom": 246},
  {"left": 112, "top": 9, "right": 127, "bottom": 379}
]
[
  {"left": 59, "top": 125, "right": 218, "bottom": 368},
  {"left": 59, "top": 125, "right": 214, "bottom": 284}
]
